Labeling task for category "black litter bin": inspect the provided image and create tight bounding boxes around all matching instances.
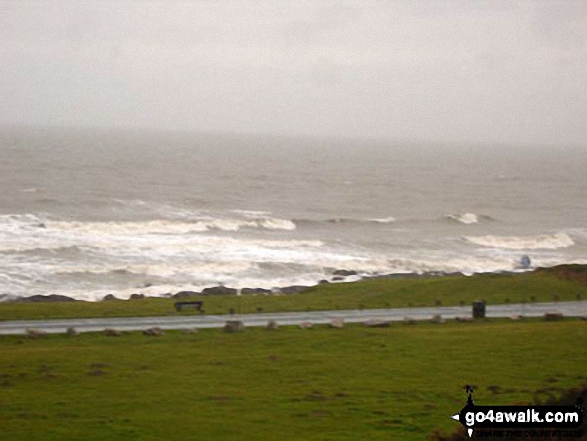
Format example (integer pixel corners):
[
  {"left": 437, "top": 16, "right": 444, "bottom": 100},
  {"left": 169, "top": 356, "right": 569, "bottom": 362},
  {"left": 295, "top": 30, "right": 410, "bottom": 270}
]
[{"left": 472, "top": 300, "right": 486, "bottom": 319}]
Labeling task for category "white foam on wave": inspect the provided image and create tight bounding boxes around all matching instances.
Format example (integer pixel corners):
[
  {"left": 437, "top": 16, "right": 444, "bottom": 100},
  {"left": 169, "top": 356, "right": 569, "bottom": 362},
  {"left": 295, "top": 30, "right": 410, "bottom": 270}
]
[
  {"left": 48, "top": 216, "right": 295, "bottom": 235},
  {"left": 368, "top": 217, "right": 396, "bottom": 224},
  {"left": 231, "top": 209, "right": 272, "bottom": 218},
  {"left": 464, "top": 233, "right": 575, "bottom": 250},
  {"left": 447, "top": 213, "right": 479, "bottom": 224}
]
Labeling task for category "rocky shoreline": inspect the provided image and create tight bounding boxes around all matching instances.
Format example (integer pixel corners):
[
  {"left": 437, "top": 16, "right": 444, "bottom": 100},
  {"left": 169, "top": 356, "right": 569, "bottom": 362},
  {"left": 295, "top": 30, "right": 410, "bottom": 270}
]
[{"left": 0, "top": 267, "right": 532, "bottom": 303}]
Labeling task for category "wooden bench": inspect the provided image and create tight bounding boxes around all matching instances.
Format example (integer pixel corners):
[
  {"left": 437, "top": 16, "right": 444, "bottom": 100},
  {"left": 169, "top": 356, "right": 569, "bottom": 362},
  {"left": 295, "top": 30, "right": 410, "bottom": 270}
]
[{"left": 175, "top": 301, "right": 204, "bottom": 312}]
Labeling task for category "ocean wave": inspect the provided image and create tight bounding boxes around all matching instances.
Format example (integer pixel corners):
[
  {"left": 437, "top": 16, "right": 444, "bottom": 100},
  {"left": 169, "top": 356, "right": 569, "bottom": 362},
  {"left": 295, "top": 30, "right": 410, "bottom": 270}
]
[
  {"left": 293, "top": 217, "right": 396, "bottom": 226},
  {"left": 367, "top": 217, "right": 396, "bottom": 224},
  {"left": 446, "top": 213, "right": 494, "bottom": 224},
  {"left": 463, "top": 233, "right": 575, "bottom": 250},
  {"left": 53, "top": 261, "right": 255, "bottom": 278},
  {"left": 48, "top": 217, "right": 295, "bottom": 235}
]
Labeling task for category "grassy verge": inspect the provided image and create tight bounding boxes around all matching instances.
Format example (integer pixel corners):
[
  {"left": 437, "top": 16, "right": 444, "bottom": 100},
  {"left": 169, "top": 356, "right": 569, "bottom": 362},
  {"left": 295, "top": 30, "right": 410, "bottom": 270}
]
[
  {"left": 1, "top": 268, "right": 585, "bottom": 321},
  {"left": 0, "top": 319, "right": 585, "bottom": 440}
]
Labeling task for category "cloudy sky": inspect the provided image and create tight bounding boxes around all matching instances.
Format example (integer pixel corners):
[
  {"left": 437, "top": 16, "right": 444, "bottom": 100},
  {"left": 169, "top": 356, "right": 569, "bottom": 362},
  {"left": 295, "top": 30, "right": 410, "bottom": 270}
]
[{"left": 1, "top": 1, "right": 586, "bottom": 145}]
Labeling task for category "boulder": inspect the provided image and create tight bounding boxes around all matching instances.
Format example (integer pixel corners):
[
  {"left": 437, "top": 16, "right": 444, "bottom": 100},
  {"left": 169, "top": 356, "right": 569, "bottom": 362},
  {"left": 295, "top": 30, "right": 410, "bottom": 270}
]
[
  {"left": 329, "top": 318, "right": 344, "bottom": 329},
  {"left": 21, "top": 294, "right": 76, "bottom": 303},
  {"left": 66, "top": 327, "right": 79, "bottom": 336},
  {"left": 363, "top": 319, "right": 391, "bottom": 328},
  {"left": 102, "top": 294, "right": 121, "bottom": 301},
  {"left": 332, "top": 270, "right": 357, "bottom": 277},
  {"left": 544, "top": 312, "right": 564, "bottom": 321},
  {"left": 332, "top": 277, "right": 345, "bottom": 281},
  {"left": 279, "top": 285, "right": 310, "bottom": 294},
  {"left": 455, "top": 316, "right": 473, "bottom": 322},
  {"left": 266, "top": 320, "right": 279, "bottom": 330},
  {"left": 429, "top": 314, "right": 445, "bottom": 324},
  {"left": 318, "top": 279, "right": 330, "bottom": 285},
  {"left": 26, "top": 328, "right": 47, "bottom": 338},
  {"left": 142, "top": 327, "right": 164, "bottom": 336},
  {"left": 129, "top": 294, "right": 145, "bottom": 300},
  {"left": 104, "top": 329, "right": 122, "bottom": 337},
  {"left": 173, "top": 290, "right": 201, "bottom": 299},
  {"left": 298, "top": 321, "right": 313, "bottom": 329},
  {"left": 202, "top": 286, "right": 237, "bottom": 296},
  {"left": 241, "top": 288, "right": 271, "bottom": 295},
  {"left": 224, "top": 320, "right": 245, "bottom": 333}
]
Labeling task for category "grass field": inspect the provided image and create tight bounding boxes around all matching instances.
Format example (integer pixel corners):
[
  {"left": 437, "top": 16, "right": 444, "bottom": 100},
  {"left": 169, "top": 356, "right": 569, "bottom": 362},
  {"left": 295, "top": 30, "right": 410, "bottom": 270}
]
[
  {"left": 1, "top": 268, "right": 586, "bottom": 321},
  {"left": 0, "top": 319, "right": 585, "bottom": 440}
]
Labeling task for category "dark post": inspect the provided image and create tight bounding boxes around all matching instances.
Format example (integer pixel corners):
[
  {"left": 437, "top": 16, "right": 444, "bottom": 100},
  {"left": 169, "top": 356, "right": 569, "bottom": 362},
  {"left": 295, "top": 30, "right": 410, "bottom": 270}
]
[{"left": 472, "top": 299, "right": 486, "bottom": 319}]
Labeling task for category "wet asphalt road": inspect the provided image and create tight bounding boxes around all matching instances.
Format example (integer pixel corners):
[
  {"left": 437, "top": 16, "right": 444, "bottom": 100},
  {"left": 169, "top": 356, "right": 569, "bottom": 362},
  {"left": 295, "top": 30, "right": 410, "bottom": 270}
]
[{"left": 0, "top": 301, "right": 585, "bottom": 335}]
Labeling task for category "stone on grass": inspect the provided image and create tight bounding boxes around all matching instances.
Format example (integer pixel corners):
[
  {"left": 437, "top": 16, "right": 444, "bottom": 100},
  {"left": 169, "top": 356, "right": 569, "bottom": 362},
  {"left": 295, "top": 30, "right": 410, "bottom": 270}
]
[
  {"left": 403, "top": 317, "right": 416, "bottom": 325},
  {"left": 26, "top": 329, "right": 47, "bottom": 339},
  {"left": 266, "top": 320, "right": 279, "bottom": 330},
  {"left": 455, "top": 316, "right": 473, "bottom": 322},
  {"left": 224, "top": 320, "right": 245, "bottom": 333},
  {"left": 298, "top": 321, "right": 313, "bottom": 329},
  {"left": 329, "top": 318, "right": 344, "bottom": 329},
  {"left": 142, "top": 327, "right": 164, "bottom": 336},
  {"left": 363, "top": 319, "right": 391, "bottom": 328},
  {"left": 66, "top": 327, "right": 79, "bottom": 336},
  {"left": 429, "top": 314, "right": 445, "bottom": 324},
  {"left": 104, "top": 329, "right": 122, "bottom": 337},
  {"left": 544, "top": 312, "right": 564, "bottom": 321}
]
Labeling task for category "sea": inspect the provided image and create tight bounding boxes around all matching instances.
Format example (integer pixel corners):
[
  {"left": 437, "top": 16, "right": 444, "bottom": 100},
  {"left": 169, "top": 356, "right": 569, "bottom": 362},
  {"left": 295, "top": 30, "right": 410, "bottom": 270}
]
[{"left": 1, "top": 126, "right": 586, "bottom": 301}]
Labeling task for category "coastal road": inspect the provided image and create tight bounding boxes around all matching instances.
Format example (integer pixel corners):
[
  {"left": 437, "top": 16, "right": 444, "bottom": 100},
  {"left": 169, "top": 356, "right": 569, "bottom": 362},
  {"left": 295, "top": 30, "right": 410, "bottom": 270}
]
[{"left": 0, "top": 301, "right": 585, "bottom": 335}]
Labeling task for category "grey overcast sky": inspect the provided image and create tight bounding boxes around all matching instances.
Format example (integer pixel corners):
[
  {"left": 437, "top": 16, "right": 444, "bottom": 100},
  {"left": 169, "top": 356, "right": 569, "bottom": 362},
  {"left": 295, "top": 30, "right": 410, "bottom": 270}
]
[{"left": 1, "top": 1, "right": 586, "bottom": 146}]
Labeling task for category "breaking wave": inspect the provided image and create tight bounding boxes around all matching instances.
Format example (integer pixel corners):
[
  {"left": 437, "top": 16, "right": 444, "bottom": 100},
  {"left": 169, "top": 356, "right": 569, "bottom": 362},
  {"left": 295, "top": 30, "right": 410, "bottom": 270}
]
[
  {"left": 446, "top": 213, "right": 494, "bottom": 224},
  {"left": 464, "top": 233, "right": 575, "bottom": 250},
  {"left": 294, "top": 217, "right": 395, "bottom": 226}
]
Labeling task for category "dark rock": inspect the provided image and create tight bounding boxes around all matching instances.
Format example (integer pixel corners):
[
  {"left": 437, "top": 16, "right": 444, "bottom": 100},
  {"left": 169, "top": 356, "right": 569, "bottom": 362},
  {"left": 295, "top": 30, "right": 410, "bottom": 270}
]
[
  {"left": 104, "top": 329, "right": 122, "bottom": 337},
  {"left": 279, "top": 285, "right": 310, "bottom": 294},
  {"left": 544, "top": 312, "right": 564, "bottom": 321},
  {"left": 129, "top": 294, "right": 145, "bottom": 300},
  {"left": 173, "top": 290, "right": 201, "bottom": 299},
  {"left": 66, "top": 327, "right": 79, "bottom": 336},
  {"left": 102, "top": 294, "right": 120, "bottom": 301},
  {"left": 224, "top": 320, "right": 245, "bottom": 333},
  {"left": 20, "top": 294, "right": 76, "bottom": 303},
  {"left": 332, "top": 277, "right": 345, "bottom": 281},
  {"left": 332, "top": 270, "right": 357, "bottom": 277},
  {"left": 142, "top": 327, "right": 164, "bottom": 336},
  {"left": 429, "top": 314, "right": 445, "bottom": 324},
  {"left": 240, "top": 288, "right": 271, "bottom": 295},
  {"left": 266, "top": 320, "right": 279, "bottom": 330},
  {"left": 202, "top": 286, "right": 237, "bottom": 296},
  {"left": 318, "top": 279, "right": 329, "bottom": 285}
]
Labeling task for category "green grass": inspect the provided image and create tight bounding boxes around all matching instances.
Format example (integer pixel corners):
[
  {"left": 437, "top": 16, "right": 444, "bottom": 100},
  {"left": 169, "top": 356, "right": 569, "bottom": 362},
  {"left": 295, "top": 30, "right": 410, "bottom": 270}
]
[
  {"left": 1, "top": 270, "right": 585, "bottom": 321},
  {"left": 0, "top": 319, "right": 585, "bottom": 440}
]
